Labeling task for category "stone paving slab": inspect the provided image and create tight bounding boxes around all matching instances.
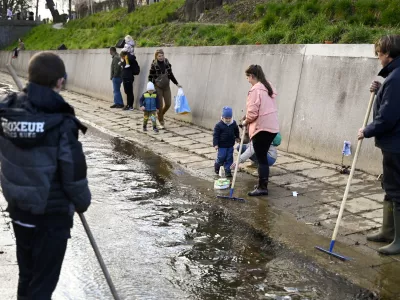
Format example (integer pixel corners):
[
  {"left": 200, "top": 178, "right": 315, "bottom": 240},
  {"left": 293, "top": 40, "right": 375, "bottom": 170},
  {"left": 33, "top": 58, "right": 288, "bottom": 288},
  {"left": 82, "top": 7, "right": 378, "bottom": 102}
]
[
  {"left": 170, "top": 140, "right": 197, "bottom": 147},
  {"left": 164, "top": 152, "right": 193, "bottom": 160},
  {"left": 297, "top": 203, "right": 349, "bottom": 223},
  {"left": 177, "top": 155, "right": 205, "bottom": 164},
  {"left": 321, "top": 215, "right": 380, "bottom": 235},
  {"left": 187, "top": 143, "right": 210, "bottom": 150},
  {"left": 269, "top": 173, "right": 309, "bottom": 186},
  {"left": 193, "top": 137, "right": 212, "bottom": 144},
  {"left": 192, "top": 147, "right": 216, "bottom": 155},
  {"left": 365, "top": 193, "right": 385, "bottom": 202},
  {"left": 279, "top": 161, "right": 319, "bottom": 172},
  {"left": 298, "top": 167, "right": 338, "bottom": 179},
  {"left": 187, "top": 133, "right": 212, "bottom": 139},
  {"left": 360, "top": 209, "right": 383, "bottom": 224},
  {"left": 162, "top": 136, "right": 188, "bottom": 143},
  {"left": 268, "top": 166, "right": 288, "bottom": 176},
  {"left": 320, "top": 175, "right": 363, "bottom": 187},
  {"left": 331, "top": 197, "right": 382, "bottom": 214},
  {"left": 303, "top": 189, "right": 355, "bottom": 204},
  {"left": 274, "top": 156, "right": 301, "bottom": 165},
  {"left": 186, "top": 160, "right": 215, "bottom": 169},
  {"left": 283, "top": 180, "right": 329, "bottom": 193}
]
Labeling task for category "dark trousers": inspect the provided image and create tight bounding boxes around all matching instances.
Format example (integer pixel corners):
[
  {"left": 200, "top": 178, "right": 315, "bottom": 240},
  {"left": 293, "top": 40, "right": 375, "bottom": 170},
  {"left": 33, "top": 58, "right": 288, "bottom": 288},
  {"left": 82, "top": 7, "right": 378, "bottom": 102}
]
[
  {"left": 122, "top": 79, "right": 134, "bottom": 107},
  {"left": 215, "top": 147, "right": 234, "bottom": 175},
  {"left": 13, "top": 223, "right": 70, "bottom": 300},
  {"left": 382, "top": 151, "right": 400, "bottom": 202},
  {"left": 252, "top": 131, "right": 277, "bottom": 187}
]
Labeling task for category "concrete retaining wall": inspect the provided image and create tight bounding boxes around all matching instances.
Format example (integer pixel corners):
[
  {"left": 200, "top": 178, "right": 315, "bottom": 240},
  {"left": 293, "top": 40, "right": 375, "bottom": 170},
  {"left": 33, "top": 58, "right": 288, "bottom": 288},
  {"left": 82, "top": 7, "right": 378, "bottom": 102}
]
[
  {"left": 0, "top": 45, "right": 383, "bottom": 174},
  {"left": 0, "top": 20, "right": 40, "bottom": 49}
]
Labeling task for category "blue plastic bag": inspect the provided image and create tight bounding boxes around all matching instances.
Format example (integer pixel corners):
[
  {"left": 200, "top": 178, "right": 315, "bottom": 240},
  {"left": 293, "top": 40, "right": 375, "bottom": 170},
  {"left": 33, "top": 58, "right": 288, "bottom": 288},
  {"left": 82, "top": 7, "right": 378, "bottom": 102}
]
[
  {"left": 174, "top": 88, "right": 191, "bottom": 114},
  {"left": 342, "top": 141, "right": 351, "bottom": 156}
]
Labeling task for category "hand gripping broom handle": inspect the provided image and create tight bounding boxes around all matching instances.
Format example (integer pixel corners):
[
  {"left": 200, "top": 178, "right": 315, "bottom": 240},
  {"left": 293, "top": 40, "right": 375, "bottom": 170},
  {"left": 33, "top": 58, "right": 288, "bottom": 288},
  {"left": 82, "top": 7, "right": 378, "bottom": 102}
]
[{"left": 330, "top": 92, "right": 376, "bottom": 249}]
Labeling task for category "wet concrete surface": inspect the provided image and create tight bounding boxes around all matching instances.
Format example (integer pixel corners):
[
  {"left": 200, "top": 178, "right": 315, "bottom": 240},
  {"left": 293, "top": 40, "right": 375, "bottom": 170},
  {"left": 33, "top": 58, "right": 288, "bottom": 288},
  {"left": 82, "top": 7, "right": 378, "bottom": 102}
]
[
  {"left": 0, "top": 75, "right": 392, "bottom": 299},
  {"left": 50, "top": 130, "right": 374, "bottom": 300}
]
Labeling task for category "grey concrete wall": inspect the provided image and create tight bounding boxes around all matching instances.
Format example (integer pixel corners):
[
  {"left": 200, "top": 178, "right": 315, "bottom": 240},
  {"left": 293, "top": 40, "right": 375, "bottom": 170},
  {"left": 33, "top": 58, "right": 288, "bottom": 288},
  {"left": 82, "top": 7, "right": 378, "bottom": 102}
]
[
  {"left": 0, "top": 20, "right": 39, "bottom": 49},
  {"left": 0, "top": 44, "right": 384, "bottom": 174}
]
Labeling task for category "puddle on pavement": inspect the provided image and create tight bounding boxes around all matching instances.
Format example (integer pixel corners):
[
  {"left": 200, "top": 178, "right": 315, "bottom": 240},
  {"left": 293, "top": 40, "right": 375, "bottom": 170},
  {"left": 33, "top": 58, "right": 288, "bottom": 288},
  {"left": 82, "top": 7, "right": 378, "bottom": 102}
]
[{"left": 50, "top": 128, "right": 377, "bottom": 300}]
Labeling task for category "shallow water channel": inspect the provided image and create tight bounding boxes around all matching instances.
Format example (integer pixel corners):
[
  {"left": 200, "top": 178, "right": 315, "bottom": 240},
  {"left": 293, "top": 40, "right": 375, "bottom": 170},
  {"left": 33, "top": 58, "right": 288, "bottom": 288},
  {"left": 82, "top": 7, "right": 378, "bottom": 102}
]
[{"left": 42, "top": 127, "right": 375, "bottom": 300}]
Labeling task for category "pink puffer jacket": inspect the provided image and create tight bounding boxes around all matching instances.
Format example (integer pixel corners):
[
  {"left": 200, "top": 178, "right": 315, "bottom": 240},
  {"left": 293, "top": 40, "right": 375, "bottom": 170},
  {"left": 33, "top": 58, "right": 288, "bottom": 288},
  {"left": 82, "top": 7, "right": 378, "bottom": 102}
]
[{"left": 245, "top": 82, "right": 279, "bottom": 139}]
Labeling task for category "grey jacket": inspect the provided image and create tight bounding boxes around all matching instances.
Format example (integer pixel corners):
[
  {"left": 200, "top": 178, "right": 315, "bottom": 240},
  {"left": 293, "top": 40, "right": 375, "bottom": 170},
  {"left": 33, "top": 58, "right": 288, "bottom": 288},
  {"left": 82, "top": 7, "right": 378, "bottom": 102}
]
[{"left": 110, "top": 53, "right": 122, "bottom": 79}]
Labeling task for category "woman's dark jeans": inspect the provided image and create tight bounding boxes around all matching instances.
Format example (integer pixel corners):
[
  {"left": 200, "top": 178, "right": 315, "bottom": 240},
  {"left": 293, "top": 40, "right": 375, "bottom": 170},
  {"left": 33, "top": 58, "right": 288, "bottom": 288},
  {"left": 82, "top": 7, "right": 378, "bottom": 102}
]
[{"left": 252, "top": 131, "right": 277, "bottom": 188}]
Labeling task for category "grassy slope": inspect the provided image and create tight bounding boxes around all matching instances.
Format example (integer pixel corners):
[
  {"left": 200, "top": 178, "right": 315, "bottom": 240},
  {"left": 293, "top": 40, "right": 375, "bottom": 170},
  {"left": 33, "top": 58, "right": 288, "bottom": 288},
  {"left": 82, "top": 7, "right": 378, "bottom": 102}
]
[{"left": 9, "top": 0, "right": 400, "bottom": 50}]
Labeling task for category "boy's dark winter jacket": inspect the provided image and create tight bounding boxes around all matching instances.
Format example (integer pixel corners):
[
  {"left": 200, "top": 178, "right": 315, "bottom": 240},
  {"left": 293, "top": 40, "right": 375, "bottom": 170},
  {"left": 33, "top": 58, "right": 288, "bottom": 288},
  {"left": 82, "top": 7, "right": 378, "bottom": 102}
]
[
  {"left": 213, "top": 120, "right": 239, "bottom": 148},
  {"left": 364, "top": 57, "right": 400, "bottom": 153},
  {"left": 0, "top": 83, "right": 91, "bottom": 228}
]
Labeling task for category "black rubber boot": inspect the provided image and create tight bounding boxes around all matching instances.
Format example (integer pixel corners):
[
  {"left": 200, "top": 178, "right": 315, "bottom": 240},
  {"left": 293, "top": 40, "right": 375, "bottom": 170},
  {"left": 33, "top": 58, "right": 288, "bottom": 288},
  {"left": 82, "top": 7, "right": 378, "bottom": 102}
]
[
  {"left": 367, "top": 200, "right": 394, "bottom": 243},
  {"left": 248, "top": 178, "right": 268, "bottom": 196},
  {"left": 378, "top": 202, "right": 400, "bottom": 255}
]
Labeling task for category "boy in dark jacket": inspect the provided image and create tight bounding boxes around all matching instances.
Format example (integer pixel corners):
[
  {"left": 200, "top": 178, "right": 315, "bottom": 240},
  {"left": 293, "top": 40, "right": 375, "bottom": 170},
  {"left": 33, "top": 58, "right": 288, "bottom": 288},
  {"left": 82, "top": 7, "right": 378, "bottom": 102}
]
[
  {"left": 139, "top": 82, "right": 160, "bottom": 133},
  {"left": 359, "top": 35, "right": 400, "bottom": 255},
  {"left": 213, "top": 106, "right": 240, "bottom": 177},
  {"left": 0, "top": 52, "right": 91, "bottom": 299}
]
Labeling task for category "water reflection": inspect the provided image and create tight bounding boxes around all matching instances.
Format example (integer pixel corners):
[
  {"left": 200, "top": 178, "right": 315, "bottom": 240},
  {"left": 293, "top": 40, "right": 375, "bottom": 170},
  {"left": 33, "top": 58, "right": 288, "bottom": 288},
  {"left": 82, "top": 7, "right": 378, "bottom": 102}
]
[{"left": 51, "top": 129, "right": 372, "bottom": 300}]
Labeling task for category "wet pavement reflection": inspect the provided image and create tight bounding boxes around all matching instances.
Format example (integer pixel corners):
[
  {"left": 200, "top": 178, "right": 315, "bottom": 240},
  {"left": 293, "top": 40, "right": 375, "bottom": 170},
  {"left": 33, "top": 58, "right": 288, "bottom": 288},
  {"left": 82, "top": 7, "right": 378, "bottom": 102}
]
[{"left": 50, "top": 129, "right": 374, "bottom": 300}]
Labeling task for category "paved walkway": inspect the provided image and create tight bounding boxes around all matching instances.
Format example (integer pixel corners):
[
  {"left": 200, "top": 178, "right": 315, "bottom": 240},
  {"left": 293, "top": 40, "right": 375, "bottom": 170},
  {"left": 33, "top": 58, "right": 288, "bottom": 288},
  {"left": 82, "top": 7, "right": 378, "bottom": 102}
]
[{"left": 0, "top": 72, "right": 399, "bottom": 298}]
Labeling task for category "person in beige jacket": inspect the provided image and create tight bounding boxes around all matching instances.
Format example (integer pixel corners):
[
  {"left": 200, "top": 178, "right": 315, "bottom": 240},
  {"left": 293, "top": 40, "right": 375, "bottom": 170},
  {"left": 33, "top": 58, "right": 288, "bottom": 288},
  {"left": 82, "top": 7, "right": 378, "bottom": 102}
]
[{"left": 242, "top": 65, "right": 280, "bottom": 196}]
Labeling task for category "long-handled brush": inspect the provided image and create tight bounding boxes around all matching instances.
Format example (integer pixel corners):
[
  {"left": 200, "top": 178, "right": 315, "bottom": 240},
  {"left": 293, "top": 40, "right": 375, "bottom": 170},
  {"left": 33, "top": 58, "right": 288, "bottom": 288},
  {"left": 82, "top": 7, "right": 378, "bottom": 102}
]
[
  {"left": 217, "top": 125, "right": 246, "bottom": 202},
  {"left": 79, "top": 214, "right": 121, "bottom": 300},
  {"left": 315, "top": 92, "right": 376, "bottom": 261}
]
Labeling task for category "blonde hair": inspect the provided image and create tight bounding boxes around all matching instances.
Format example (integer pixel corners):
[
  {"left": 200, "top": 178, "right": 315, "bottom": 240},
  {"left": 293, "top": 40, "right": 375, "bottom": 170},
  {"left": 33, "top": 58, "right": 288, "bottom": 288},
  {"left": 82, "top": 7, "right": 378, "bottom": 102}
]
[{"left": 154, "top": 49, "right": 164, "bottom": 61}]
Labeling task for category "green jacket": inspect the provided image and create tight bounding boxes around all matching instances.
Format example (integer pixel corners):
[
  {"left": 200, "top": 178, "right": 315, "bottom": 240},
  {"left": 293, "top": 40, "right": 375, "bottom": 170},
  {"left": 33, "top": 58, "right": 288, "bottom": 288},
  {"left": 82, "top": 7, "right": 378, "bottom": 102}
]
[{"left": 110, "top": 53, "right": 122, "bottom": 79}]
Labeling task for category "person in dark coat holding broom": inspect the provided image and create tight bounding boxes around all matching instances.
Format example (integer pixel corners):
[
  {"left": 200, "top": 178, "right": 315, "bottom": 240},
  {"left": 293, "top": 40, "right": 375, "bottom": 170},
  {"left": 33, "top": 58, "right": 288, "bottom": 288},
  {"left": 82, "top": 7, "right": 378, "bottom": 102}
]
[
  {"left": 358, "top": 35, "right": 400, "bottom": 255},
  {"left": 0, "top": 52, "right": 91, "bottom": 298}
]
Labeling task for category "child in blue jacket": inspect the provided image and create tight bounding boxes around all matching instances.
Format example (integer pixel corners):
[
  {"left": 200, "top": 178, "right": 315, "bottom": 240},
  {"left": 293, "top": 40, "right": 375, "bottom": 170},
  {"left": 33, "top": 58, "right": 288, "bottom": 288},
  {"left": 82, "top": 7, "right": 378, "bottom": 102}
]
[
  {"left": 140, "top": 82, "right": 160, "bottom": 132},
  {"left": 213, "top": 106, "right": 240, "bottom": 177}
]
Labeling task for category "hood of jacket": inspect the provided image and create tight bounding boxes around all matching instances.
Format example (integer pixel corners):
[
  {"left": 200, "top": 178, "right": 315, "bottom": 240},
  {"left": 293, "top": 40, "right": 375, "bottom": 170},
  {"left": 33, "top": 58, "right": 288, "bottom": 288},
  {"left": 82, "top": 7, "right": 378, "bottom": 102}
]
[
  {"left": 0, "top": 83, "right": 86, "bottom": 148},
  {"left": 249, "top": 81, "right": 277, "bottom": 97},
  {"left": 379, "top": 57, "right": 400, "bottom": 78}
]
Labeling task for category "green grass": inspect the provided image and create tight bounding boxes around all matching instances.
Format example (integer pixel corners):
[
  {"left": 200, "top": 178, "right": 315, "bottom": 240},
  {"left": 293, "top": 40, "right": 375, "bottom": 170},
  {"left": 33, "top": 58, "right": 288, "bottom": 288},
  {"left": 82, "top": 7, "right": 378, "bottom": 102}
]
[{"left": 7, "top": 0, "right": 400, "bottom": 50}]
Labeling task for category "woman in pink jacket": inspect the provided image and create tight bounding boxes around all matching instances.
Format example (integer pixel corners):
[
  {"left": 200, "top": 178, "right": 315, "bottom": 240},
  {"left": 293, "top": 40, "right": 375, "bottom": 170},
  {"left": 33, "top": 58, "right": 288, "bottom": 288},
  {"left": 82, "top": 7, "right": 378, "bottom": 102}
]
[{"left": 242, "top": 65, "right": 279, "bottom": 196}]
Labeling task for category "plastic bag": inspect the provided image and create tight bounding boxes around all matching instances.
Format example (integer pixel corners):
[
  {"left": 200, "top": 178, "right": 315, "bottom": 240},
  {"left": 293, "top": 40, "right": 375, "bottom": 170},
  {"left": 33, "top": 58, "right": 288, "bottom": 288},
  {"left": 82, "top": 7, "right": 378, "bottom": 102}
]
[
  {"left": 174, "top": 88, "right": 191, "bottom": 114},
  {"left": 214, "top": 178, "right": 230, "bottom": 190},
  {"left": 342, "top": 141, "right": 351, "bottom": 156}
]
